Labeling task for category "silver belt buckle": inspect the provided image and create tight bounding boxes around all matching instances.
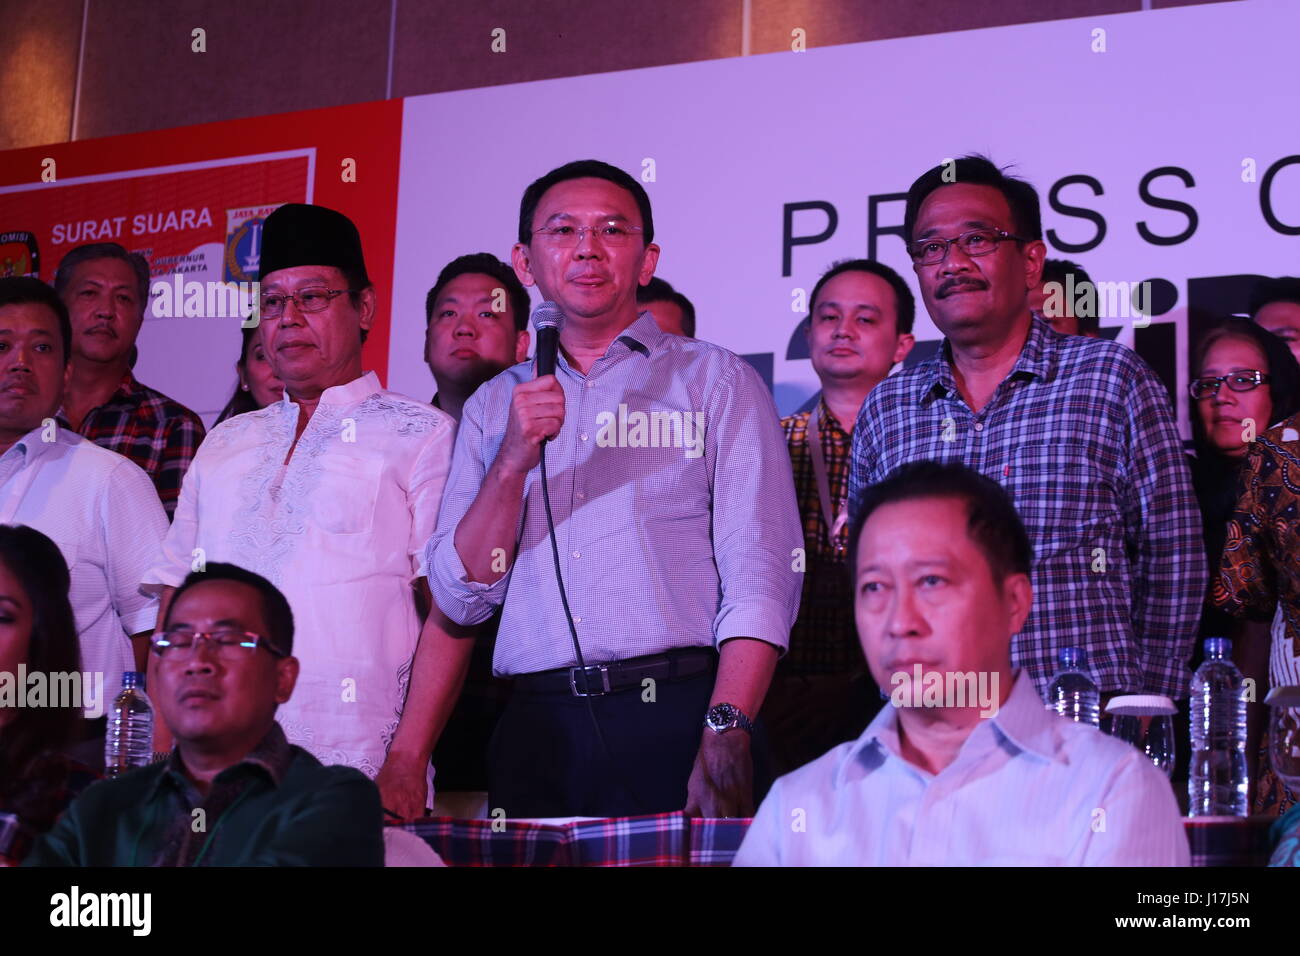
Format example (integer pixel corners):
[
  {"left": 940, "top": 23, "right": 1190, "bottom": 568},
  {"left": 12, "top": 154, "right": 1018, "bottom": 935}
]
[{"left": 569, "top": 663, "right": 611, "bottom": 697}]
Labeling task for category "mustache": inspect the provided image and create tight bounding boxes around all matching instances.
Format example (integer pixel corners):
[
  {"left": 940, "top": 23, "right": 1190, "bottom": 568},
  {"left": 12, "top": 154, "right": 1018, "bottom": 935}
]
[{"left": 936, "top": 278, "right": 988, "bottom": 299}]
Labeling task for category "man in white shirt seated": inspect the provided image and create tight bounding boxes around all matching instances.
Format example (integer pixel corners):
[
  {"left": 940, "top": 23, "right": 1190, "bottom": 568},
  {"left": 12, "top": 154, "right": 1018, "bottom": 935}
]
[{"left": 735, "top": 460, "right": 1189, "bottom": 867}]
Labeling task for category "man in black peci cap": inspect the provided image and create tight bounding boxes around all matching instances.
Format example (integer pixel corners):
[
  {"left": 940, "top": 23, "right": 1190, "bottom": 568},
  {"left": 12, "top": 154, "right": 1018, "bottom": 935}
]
[{"left": 143, "top": 203, "right": 461, "bottom": 818}]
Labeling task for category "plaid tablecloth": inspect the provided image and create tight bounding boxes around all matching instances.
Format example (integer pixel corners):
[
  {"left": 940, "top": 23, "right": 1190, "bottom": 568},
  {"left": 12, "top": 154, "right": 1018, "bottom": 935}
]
[
  {"left": 400, "top": 813, "right": 1283, "bottom": 866},
  {"left": 399, "top": 812, "right": 750, "bottom": 867}
]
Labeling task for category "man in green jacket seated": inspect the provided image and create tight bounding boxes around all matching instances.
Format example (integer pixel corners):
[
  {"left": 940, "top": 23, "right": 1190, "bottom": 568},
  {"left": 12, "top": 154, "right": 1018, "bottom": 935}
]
[{"left": 25, "top": 562, "right": 384, "bottom": 867}]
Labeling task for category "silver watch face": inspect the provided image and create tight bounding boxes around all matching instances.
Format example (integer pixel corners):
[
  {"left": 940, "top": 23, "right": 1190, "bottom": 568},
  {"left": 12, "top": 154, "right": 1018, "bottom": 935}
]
[{"left": 707, "top": 703, "right": 738, "bottom": 732}]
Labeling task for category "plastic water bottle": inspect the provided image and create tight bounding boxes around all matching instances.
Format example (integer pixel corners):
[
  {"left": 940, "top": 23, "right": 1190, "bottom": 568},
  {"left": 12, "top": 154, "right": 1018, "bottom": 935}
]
[
  {"left": 1045, "top": 647, "right": 1101, "bottom": 727},
  {"left": 104, "top": 672, "right": 154, "bottom": 778},
  {"left": 1188, "top": 637, "right": 1249, "bottom": 817}
]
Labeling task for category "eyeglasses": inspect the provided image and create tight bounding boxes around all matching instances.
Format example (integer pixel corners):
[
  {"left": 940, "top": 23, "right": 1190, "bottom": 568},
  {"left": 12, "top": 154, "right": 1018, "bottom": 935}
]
[
  {"left": 259, "top": 288, "right": 360, "bottom": 318},
  {"left": 151, "top": 628, "right": 287, "bottom": 660},
  {"left": 1189, "top": 370, "right": 1270, "bottom": 400},
  {"left": 907, "top": 228, "right": 1031, "bottom": 265},
  {"left": 530, "top": 220, "right": 645, "bottom": 248}
]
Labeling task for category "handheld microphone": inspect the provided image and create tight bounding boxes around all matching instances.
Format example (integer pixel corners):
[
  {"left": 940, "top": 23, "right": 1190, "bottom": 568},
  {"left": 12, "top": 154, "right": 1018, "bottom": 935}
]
[{"left": 531, "top": 301, "right": 565, "bottom": 378}]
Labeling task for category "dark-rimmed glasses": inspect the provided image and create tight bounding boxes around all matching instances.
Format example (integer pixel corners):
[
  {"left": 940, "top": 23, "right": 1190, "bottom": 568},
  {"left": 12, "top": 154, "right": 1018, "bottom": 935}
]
[
  {"left": 907, "top": 228, "right": 1032, "bottom": 265},
  {"left": 1189, "top": 370, "right": 1269, "bottom": 400}
]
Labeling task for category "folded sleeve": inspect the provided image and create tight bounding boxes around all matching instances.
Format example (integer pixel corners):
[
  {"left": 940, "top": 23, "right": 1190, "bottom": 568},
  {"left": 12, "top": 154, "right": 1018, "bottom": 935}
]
[
  {"left": 426, "top": 390, "right": 513, "bottom": 626},
  {"left": 707, "top": 359, "right": 803, "bottom": 652}
]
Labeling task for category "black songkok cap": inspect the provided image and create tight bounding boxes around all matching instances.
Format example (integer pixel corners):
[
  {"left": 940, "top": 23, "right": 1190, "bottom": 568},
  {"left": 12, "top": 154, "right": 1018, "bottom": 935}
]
[{"left": 257, "top": 203, "right": 370, "bottom": 284}]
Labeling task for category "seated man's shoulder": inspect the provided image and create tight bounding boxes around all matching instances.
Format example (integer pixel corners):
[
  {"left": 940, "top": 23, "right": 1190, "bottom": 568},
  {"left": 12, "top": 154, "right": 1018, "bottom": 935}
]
[
  {"left": 282, "top": 747, "right": 381, "bottom": 796},
  {"left": 64, "top": 763, "right": 167, "bottom": 816},
  {"left": 1050, "top": 717, "right": 1159, "bottom": 778},
  {"left": 770, "top": 738, "right": 860, "bottom": 800}
]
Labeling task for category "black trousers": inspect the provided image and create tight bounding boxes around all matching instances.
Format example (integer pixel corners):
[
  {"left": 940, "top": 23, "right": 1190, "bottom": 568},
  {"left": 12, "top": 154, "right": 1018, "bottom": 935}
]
[{"left": 488, "top": 667, "right": 767, "bottom": 818}]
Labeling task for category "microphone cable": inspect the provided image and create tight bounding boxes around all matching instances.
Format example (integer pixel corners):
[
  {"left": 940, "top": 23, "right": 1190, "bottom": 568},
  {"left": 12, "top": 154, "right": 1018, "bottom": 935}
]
[{"left": 538, "top": 439, "right": 648, "bottom": 812}]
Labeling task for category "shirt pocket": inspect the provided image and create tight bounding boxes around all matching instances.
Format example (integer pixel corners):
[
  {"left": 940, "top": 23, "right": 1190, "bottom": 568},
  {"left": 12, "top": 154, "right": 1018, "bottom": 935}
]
[
  {"left": 312, "top": 455, "right": 384, "bottom": 535},
  {"left": 1006, "top": 442, "right": 1105, "bottom": 557}
]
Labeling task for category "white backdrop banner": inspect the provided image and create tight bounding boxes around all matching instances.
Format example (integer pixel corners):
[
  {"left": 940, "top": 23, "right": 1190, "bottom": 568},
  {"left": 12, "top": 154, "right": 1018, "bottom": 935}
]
[{"left": 389, "top": 0, "right": 1300, "bottom": 436}]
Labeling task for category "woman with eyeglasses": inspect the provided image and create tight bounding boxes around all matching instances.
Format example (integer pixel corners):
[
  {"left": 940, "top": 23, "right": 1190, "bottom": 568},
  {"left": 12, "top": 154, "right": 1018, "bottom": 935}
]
[
  {"left": 0, "top": 525, "right": 98, "bottom": 865},
  {"left": 1189, "top": 319, "right": 1300, "bottom": 816},
  {"left": 1189, "top": 320, "right": 1300, "bottom": 613}
]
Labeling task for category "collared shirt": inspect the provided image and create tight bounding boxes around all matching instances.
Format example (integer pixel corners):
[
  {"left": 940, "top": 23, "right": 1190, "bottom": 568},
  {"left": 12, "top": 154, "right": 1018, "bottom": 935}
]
[
  {"left": 734, "top": 671, "right": 1189, "bottom": 866},
  {"left": 847, "top": 316, "right": 1203, "bottom": 698},
  {"left": 22, "top": 722, "right": 384, "bottom": 867},
  {"left": 143, "top": 371, "right": 456, "bottom": 776},
  {"left": 60, "top": 371, "right": 206, "bottom": 519},
  {"left": 0, "top": 426, "right": 166, "bottom": 709},
  {"left": 781, "top": 395, "right": 861, "bottom": 675},
  {"left": 1214, "top": 413, "right": 1300, "bottom": 689},
  {"left": 428, "top": 312, "right": 803, "bottom": 675}
]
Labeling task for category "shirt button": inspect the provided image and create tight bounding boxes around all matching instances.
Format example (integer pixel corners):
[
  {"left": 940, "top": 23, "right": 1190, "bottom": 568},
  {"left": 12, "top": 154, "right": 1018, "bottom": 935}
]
[
  {"left": 974, "top": 422, "right": 984, "bottom": 432},
  {"left": 580, "top": 433, "right": 589, "bottom": 441},
  {"left": 573, "top": 615, "right": 582, "bottom": 624},
  {"left": 585, "top": 380, "right": 595, "bottom": 389},
  {"left": 576, "top": 491, "right": 586, "bottom": 500},
  {"left": 572, "top": 550, "right": 581, "bottom": 559}
]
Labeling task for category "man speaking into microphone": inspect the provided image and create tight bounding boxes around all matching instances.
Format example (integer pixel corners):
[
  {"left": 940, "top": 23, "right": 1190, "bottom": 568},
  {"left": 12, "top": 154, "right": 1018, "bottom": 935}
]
[{"left": 426, "top": 160, "right": 802, "bottom": 818}]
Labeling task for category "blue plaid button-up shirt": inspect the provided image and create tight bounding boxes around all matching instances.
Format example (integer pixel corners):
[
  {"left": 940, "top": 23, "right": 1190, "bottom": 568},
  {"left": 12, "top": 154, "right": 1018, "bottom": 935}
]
[{"left": 848, "top": 317, "right": 1203, "bottom": 698}]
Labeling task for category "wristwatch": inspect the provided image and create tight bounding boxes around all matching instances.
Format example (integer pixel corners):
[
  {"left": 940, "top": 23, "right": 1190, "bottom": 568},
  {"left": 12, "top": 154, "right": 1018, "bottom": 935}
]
[{"left": 704, "top": 702, "right": 754, "bottom": 735}]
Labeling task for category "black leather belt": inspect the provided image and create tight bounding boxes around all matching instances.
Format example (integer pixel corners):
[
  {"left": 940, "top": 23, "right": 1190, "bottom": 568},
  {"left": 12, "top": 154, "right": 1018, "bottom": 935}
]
[{"left": 513, "top": 647, "right": 717, "bottom": 697}]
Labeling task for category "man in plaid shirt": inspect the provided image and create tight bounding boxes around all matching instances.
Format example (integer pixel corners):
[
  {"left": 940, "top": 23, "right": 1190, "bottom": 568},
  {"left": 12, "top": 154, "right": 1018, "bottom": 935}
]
[
  {"left": 767, "top": 259, "right": 915, "bottom": 774},
  {"left": 848, "top": 156, "right": 1202, "bottom": 700},
  {"left": 54, "top": 243, "right": 205, "bottom": 518}
]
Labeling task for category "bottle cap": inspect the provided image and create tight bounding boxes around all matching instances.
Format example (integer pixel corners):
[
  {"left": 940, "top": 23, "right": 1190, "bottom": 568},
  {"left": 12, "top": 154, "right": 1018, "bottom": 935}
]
[
  {"left": 1203, "top": 636, "right": 1232, "bottom": 658},
  {"left": 121, "top": 671, "right": 145, "bottom": 688},
  {"left": 1059, "top": 647, "right": 1085, "bottom": 668},
  {"left": 1105, "top": 694, "right": 1177, "bottom": 716}
]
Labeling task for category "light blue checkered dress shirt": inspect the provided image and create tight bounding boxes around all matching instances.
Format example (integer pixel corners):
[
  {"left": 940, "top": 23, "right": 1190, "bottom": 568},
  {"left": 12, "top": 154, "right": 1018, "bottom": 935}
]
[{"left": 427, "top": 312, "right": 803, "bottom": 676}]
